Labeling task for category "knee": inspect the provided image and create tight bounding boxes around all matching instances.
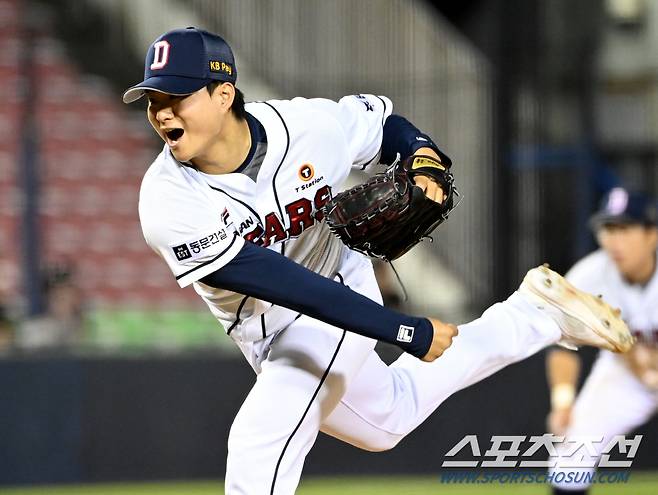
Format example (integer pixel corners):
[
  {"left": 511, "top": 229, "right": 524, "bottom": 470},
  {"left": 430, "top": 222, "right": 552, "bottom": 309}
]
[{"left": 358, "top": 433, "right": 403, "bottom": 452}]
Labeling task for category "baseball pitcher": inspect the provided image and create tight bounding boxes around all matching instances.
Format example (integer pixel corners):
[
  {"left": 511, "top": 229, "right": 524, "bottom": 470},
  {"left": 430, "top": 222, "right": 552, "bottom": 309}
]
[{"left": 124, "top": 28, "right": 634, "bottom": 495}]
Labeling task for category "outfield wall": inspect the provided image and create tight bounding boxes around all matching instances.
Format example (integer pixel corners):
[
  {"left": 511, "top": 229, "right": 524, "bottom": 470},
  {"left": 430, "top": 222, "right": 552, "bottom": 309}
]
[{"left": 1, "top": 351, "right": 656, "bottom": 485}]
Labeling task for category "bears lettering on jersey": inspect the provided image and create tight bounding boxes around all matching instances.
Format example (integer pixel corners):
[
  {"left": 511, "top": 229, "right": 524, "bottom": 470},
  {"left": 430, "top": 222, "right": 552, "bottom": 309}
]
[{"left": 244, "top": 185, "right": 332, "bottom": 247}]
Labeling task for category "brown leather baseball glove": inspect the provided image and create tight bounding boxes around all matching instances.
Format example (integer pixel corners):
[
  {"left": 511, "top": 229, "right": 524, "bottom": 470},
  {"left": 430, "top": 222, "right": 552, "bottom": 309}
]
[{"left": 323, "top": 154, "right": 458, "bottom": 261}]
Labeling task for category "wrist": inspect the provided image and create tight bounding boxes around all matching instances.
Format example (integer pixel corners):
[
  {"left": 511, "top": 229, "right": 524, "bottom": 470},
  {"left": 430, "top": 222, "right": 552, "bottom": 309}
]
[
  {"left": 411, "top": 145, "right": 452, "bottom": 169},
  {"left": 396, "top": 317, "right": 433, "bottom": 358},
  {"left": 551, "top": 383, "right": 576, "bottom": 410},
  {"left": 413, "top": 146, "right": 440, "bottom": 159}
]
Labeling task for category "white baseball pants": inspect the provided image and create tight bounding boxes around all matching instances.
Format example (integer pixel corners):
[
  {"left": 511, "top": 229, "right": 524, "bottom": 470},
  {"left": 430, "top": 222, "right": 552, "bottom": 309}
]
[{"left": 225, "top": 249, "right": 561, "bottom": 494}]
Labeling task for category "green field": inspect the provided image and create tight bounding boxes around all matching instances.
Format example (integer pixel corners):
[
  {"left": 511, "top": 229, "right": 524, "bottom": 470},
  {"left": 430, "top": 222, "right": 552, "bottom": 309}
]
[{"left": 2, "top": 474, "right": 658, "bottom": 495}]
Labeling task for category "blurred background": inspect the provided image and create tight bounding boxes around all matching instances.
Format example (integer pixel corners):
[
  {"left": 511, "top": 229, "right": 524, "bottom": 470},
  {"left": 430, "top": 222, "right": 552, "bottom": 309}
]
[{"left": 1, "top": 0, "right": 657, "bottom": 492}]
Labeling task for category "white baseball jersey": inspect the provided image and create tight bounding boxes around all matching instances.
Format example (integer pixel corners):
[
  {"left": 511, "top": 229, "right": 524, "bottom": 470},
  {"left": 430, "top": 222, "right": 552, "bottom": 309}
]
[
  {"left": 135, "top": 90, "right": 569, "bottom": 495},
  {"left": 139, "top": 94, "right": 392, "bottom": 345},
  {"left": 567, "top": 249, "right": 658, "bottom": 348}
]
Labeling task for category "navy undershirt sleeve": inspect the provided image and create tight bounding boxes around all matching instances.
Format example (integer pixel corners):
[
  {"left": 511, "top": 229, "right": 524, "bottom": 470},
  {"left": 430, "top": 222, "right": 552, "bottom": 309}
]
[
  {"left": 200, "top": 241, "right": 433, "bottom": 358},
  {"left": 380, "top": 114, "right": 452, "bottom": 166}
]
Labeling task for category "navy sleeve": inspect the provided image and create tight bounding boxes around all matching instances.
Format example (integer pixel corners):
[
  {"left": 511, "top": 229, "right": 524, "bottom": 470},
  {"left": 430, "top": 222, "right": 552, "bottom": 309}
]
[
  {"left": 200, "top": 242, "right": 433, "bottom": 358},
  {"left": 380, "top": 114, "right": 452, "bottom": 166}
]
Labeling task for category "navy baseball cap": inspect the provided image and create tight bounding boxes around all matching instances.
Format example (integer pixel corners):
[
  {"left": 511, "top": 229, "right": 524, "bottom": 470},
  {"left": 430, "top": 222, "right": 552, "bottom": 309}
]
[
  {"left": 122, "top": 27, "right": 236, "bottom": 104},
  {"left": 589, "top": 187, "right": 658, "bottom": 230}
]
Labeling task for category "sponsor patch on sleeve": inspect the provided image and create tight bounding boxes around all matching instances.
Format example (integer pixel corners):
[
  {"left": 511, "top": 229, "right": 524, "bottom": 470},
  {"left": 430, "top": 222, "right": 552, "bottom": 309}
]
[{"left": 169, "top": 227, "right": 230, "bottom": 264}]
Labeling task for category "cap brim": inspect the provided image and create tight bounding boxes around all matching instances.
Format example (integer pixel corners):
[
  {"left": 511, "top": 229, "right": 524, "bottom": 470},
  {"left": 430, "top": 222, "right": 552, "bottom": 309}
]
[
  {"left": 588, "top": 213, "right": 640, "bottom": 231},
  {"left": 122, "top": 75, "right": 212, "bottom": 104}
]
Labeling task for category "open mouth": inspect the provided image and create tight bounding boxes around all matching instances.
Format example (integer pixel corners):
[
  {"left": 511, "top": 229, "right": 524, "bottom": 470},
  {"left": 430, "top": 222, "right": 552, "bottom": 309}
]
[{"left": 165, "top": 128, "right": 184, "bottom": 142}]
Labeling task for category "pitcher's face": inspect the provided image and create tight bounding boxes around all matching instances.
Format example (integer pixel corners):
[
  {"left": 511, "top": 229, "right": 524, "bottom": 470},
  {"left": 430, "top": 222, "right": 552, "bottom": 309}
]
[{"left": 146, "top": 84, "right": 234, "bottom": 165}]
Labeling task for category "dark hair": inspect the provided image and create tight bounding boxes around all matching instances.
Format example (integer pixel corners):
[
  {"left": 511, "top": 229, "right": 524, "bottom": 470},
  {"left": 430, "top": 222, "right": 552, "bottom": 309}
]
[{"left": 207, "top": 82, "right": 246, "bottom": 120}]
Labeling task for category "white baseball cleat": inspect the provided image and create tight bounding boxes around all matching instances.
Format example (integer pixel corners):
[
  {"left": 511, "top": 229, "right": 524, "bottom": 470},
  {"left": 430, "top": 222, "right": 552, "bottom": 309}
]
[{"left": 519, "top": 264, "right": 635, "bottom": 353}]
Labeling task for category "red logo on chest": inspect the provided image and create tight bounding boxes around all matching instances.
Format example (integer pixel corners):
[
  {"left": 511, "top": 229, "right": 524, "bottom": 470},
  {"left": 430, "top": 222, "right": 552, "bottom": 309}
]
[{"left": 243, "top": 185, "right": 331, "bottom": 247}]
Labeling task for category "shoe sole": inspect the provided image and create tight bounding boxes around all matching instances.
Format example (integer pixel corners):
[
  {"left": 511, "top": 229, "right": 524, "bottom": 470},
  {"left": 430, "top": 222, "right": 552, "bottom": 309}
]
[{"left": 521, "top": 264, "right": 634, "bottom": 353}]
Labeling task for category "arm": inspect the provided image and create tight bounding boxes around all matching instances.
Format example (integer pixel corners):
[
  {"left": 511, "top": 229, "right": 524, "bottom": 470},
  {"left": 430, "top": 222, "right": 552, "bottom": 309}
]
[
  {"left": 200, "top": 241, "right": 457, "bottom": 361},
  {"left": 381, "top": 114, "right": 452, "bottom": 204},
  {"left": 546, "top": 348, "right": 581, "bottom": 435},
  {"left": 313, "top": 95, "right": 451, "bottom": 177},
  {"left": 380, "top": 114, "right": 451, "bottom": 166}
]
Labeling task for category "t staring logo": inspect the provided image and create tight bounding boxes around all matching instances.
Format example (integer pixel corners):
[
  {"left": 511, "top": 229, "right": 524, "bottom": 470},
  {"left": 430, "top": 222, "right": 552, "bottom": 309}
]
[
  {"left": 298, "top": 163, "right": 315, "bottom": 182},
  {"left": 397, "top": 325, "right": 414, "bottom": 343}
]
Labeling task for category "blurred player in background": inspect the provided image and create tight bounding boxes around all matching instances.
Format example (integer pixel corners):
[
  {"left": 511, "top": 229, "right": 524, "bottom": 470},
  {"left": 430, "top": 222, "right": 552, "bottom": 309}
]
[
  {"left": 124, "top": 28, "right": 632, "bottom": 494},
  {"left": 0, "top": 303, "right": 14, "bottom": 353},
  {"left": 18, "top": 263, "right": 86, "bottom": 349},
  {"left": 547, "top": 187, "right": 658, "bottom": 494}
]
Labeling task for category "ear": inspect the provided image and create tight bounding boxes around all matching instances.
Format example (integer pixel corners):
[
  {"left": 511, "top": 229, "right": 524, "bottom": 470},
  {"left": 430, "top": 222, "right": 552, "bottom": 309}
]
[
  {"left": 648, "top": 226, "right": 658, "bottom": 246},
  {"left": 211, "top": 82, "right": 236, "bottom": 113}
]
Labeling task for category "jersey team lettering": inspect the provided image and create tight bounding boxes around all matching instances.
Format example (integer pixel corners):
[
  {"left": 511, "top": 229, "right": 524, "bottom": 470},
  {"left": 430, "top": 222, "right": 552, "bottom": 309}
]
[
  {"left": 170, "top": 228, "right": 229, "bottom": 262},
  {"left": 243, "top": 185, "right": 332, "bottom": 247}
]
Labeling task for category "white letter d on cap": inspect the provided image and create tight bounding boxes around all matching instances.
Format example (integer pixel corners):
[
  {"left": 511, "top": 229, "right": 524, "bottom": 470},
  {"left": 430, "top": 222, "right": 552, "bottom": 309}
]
[{"left": 150, "top": 40, "right": 170, "bottom": 70}]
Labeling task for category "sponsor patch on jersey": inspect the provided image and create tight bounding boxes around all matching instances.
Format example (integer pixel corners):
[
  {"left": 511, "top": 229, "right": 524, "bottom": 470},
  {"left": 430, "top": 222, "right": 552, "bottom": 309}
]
[
  {"left": 169, "top": 228, "right": 229, "bottom": 263},
  {"left": 172, "top": 244, "right": 192, "bottom": 261},
  {"left": 298, "top": 163, "right": 315, "bottom": 182},
  {"left": 397, "top": 325, "right": 414, "bottom": 343},
  {"left": 411, "top": 156, "right": 445, "bottom": 171},
  {"left": 295, "top": 175, "right": 324, "bottom": 193}
]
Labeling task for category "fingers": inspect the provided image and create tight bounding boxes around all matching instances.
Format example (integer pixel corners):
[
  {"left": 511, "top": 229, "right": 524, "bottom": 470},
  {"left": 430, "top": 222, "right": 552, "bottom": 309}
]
[
  {"left": 421, "top": 319, "right": 459, "bottom": 362},
  {"left": 413, "top": 175, "right": 445, "bottom": 204}
]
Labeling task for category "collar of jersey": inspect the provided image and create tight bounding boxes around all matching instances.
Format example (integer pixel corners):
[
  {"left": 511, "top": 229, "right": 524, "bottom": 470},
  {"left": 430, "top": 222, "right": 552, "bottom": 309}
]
[{"left": 234, "top": 112, "right": 267, "bottom": 174}]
